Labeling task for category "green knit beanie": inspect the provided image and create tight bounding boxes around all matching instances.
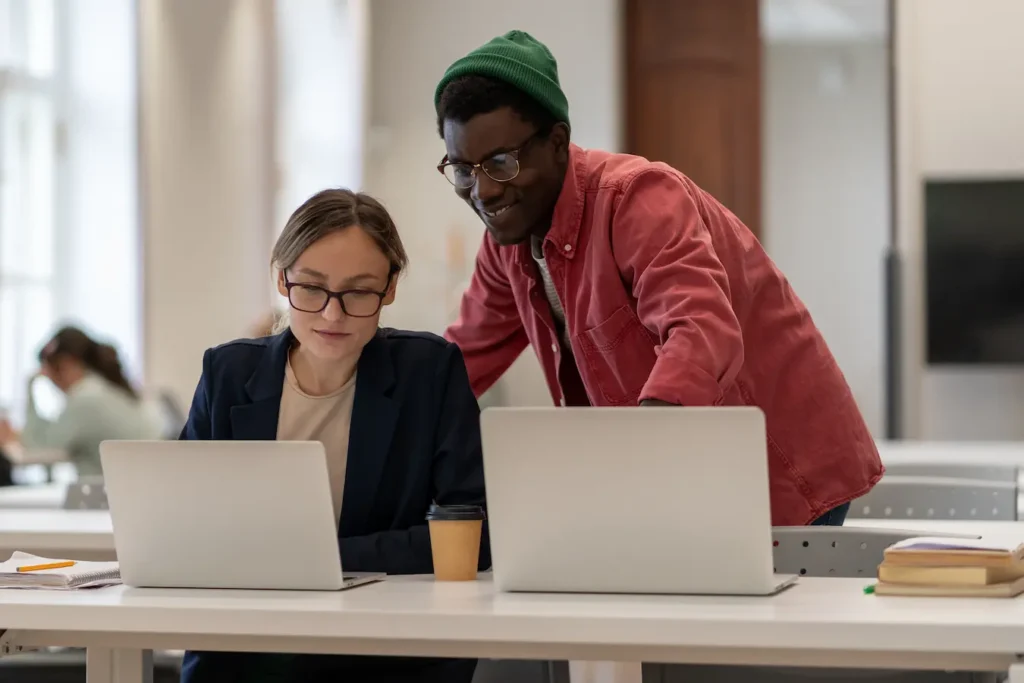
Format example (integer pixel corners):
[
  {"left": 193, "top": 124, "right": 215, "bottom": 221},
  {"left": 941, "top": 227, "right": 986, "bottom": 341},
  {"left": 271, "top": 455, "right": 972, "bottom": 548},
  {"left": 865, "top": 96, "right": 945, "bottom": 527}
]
[{"left": 434, "top": 30, "right": 570, "bottom": 127}]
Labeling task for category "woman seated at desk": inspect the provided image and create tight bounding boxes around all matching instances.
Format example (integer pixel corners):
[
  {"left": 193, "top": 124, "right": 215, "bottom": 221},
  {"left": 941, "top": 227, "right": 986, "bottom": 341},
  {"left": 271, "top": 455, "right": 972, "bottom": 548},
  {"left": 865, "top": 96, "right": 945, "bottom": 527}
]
[
  {"left": 0, "top": 327, "right": 163, "bottom": 478},
  {"left": 179, "top": 188, "right": 488, "bottom": 683}
]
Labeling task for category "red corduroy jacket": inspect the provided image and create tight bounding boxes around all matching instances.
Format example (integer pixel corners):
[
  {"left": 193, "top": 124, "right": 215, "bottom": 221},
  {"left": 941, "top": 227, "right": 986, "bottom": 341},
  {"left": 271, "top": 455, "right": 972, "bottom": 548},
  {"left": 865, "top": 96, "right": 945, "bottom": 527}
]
[{"left": 445, "top": 144, "right": 883, "bottom": 525}]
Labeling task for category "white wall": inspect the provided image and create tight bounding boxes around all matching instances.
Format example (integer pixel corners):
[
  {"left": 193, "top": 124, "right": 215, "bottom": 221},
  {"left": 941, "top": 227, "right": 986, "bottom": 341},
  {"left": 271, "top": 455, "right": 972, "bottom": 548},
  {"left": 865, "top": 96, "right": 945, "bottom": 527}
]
[
  {"left": 139, "top": 0, "right": 275, "bottom": 405},
  {"left": 364, "top": 0, "right": 622, "bottom": 406},
  {"left": 895, "top": 0, "right": 1024, "bottom": 439},
  {"left": 763, "top": 42, "right": 889, "bottom": 435},
  {"left": 136, "top": 0, "right": 621, "bottom": 408}
]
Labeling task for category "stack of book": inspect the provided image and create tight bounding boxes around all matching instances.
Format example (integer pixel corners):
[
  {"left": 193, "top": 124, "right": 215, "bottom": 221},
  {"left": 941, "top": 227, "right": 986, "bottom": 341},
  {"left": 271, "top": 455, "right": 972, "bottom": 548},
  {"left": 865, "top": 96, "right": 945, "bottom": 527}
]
[{"left": 873, "top": 537, "right": 1024, "bottom": 597}]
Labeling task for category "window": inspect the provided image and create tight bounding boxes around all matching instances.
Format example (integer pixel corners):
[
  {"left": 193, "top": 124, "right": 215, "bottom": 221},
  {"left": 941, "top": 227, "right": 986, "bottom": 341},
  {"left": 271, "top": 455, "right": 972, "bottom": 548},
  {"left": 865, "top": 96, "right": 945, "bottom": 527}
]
[
  {"left": 0, "top": 0, "right": 63, "bottom": 421},
  {"left": 273, "top": 0, "right": 367, "bottom": 312},
  {"left": 274, "top": 0, "right": 367, "bottom": 222},
  {"left": 0, "top": 0, "right": 139, "bottom": 422}
]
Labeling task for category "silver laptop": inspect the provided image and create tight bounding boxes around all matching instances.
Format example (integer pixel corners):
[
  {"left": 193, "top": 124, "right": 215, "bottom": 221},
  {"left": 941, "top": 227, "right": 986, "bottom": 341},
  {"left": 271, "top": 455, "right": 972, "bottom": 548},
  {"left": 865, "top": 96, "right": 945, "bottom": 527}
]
[
  {"left": 100, "top": 440, "right": 382, "bottom": 591},
  {"left": 481, "top": 407, "right": 794, "bottom": 596}
]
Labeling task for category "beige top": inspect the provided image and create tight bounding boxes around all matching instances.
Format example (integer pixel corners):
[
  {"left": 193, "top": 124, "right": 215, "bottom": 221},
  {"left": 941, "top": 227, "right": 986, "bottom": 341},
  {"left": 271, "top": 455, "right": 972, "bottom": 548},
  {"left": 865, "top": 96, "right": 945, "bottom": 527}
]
[{"left": 276, "top": 357, "right": 357, "bottom": 525}]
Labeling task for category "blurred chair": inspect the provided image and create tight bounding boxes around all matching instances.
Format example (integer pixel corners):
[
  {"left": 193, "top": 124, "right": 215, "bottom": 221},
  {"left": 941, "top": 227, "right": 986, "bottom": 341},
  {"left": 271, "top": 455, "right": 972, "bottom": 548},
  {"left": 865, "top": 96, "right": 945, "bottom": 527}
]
[
  {"left": 642, "top": 527, "right": 995, "bottom": 683},
  {"left": 849, "top": 476, "right": 1018, "bottom": 521},
  {"left": 62, "top": 477, "right": 107, "bottom": 510}
]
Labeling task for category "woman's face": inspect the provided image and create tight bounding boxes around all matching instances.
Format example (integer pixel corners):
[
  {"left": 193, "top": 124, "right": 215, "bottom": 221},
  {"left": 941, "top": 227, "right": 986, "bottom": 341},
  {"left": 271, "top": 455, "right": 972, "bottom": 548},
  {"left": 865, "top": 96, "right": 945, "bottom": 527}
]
[
  {"left": 277, "top": 227, "right": 397, "bottom": 363},
  {"left": 40, "top": 357, "right": 81, "bottom": 393}
]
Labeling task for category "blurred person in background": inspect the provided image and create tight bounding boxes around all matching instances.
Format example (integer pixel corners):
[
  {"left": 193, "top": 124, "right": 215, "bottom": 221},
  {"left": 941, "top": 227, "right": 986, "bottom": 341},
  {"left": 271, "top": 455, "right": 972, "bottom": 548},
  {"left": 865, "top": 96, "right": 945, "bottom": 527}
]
[
  {"left": 0, "top": 422, "right": 12, "bottom": 486},
  {"left": 436, "top": 30, "right": 882, "bottom": 528},
  {"left": 178, "top": 188, "right": 486, "bottom": 683},
  {"left": 0, "top": 326, "right": 163, "bottom": 478}
]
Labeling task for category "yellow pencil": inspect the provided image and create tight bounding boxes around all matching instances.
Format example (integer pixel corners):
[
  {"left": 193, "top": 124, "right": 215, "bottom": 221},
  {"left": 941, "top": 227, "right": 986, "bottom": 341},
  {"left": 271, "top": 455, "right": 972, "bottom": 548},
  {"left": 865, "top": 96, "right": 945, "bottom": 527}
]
[{"left": 16, "top": 561, "right": 76, "bottom": 573}]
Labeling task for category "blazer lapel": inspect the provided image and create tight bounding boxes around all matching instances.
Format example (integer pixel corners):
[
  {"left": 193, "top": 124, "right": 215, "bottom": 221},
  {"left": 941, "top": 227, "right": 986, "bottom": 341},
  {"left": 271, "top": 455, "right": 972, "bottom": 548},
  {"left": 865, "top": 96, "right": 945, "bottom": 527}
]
[
  {"left": 340, "top": 331, "right": 398, "bottom": 536},
  {"left": 229, "top": 331, "right": 291, "bottom": 440}
]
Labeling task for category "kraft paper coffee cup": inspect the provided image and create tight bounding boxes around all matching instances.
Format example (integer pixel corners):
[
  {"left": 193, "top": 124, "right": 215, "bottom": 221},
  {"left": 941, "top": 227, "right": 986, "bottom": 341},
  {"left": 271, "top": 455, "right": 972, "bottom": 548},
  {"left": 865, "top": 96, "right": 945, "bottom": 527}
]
[{"left": 426, "top": 504, "right": 485, "bottom": 581}]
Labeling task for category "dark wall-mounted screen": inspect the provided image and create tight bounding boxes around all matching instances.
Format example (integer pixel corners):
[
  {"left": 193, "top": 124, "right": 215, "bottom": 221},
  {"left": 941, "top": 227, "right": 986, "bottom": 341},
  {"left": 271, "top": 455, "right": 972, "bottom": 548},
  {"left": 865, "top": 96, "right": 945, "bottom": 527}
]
[{"left": 926, "top": 179, "right": 1024, "bottom": 364}]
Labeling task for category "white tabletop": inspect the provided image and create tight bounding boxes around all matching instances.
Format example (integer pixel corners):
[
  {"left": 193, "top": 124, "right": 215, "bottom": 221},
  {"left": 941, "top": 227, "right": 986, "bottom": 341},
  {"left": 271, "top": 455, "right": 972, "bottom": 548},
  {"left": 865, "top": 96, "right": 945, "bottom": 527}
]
[
  {"left": 879, "top": 441, "right": 1024, "bottom": 467},
  {"left": 0, "top": 483, "right": 66, "bottom": 509},
  {"left": 847, "top": 517, "right": 1024, "bottom": 538},
  {"left": 0, "top": 509, "right": 113, "bottom": 556},
  {"left": 2, "top": 574, "right": 1024, "bottom": 672}
]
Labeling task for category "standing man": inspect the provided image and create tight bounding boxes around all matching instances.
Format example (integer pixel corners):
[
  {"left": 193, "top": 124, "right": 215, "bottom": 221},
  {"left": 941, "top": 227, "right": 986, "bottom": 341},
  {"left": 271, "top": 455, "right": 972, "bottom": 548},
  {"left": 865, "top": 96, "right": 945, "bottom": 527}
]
[{"left": 437, "top": 30, "right": 882, "bottom": 526}]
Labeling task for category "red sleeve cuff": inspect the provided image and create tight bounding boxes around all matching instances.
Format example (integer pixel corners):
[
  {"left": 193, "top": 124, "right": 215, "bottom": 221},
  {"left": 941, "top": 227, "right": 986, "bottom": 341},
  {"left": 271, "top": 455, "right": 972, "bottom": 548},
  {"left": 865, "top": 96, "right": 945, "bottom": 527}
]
[{"left": 638, "top": 355, "right": 726, "bottom": 406}]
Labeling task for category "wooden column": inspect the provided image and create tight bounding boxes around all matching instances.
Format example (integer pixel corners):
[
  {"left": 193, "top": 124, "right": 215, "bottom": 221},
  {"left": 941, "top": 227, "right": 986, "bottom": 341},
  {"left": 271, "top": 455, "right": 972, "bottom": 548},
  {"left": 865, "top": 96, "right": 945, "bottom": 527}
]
[{"left": 625, "top": 0, "right": 762, "bottom": 237}]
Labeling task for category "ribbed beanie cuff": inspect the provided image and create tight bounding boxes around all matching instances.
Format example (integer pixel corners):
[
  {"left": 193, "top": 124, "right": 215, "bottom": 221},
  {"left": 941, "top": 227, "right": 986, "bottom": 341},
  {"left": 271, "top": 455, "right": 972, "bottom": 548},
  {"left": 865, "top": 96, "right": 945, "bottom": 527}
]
[{"left": 434, "top": 30, "right": 569, "bottom": 127}]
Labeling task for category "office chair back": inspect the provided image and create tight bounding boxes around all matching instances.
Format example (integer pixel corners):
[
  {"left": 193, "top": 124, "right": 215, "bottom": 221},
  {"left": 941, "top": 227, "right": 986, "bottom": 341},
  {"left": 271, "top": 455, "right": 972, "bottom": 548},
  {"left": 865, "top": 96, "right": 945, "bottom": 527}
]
[
  {"left": 850, "top": 475, "right": 1017, "bottom": 521},
  {"left": 63, "top": 478, "right": 108, "bottom": 510}
]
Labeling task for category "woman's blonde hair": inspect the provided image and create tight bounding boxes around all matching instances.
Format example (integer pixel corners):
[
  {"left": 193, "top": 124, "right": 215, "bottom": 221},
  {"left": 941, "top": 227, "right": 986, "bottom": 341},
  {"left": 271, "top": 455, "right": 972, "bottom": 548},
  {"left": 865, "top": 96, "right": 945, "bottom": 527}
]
[{"left": 271, "top": 189, "right": 409, "bottom": 334}]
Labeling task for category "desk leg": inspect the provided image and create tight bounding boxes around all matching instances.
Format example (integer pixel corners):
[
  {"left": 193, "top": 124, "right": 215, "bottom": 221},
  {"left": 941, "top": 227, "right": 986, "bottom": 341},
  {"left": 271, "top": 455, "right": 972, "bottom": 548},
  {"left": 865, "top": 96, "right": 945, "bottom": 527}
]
[
  {"left": 567, "top": 661, "right": 641, "bottom": 683},
  {"left": 86, "top": 647, "right": 153, "bottom": 683},
  {"left": 549, "top": 660, "right": 570, "bottom": 683}
]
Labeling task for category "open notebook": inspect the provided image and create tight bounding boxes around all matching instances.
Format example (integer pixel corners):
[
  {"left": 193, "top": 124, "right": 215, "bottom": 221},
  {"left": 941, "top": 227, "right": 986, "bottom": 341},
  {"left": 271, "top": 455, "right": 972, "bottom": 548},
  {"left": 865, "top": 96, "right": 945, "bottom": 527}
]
[{"left": 0, "top": 552, "right": 121, "bottom": 590}]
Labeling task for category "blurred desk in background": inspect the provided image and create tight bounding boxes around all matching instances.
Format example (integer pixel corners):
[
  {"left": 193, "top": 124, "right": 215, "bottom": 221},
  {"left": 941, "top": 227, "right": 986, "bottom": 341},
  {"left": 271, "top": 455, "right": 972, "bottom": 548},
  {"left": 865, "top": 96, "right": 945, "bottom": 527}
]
[
  {"left": 0, "top": 509, "right": 114, "bottom": 561},
  {"left": 0, "top": 483, "right": 66, "bottom": 510}
]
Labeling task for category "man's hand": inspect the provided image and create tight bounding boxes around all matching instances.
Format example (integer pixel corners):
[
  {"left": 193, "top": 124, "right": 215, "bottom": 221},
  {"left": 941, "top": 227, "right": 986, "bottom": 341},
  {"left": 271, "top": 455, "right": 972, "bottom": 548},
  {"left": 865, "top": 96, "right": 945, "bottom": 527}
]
[{"left": 640, "top": 399, "right": 676, "bottom": 407}]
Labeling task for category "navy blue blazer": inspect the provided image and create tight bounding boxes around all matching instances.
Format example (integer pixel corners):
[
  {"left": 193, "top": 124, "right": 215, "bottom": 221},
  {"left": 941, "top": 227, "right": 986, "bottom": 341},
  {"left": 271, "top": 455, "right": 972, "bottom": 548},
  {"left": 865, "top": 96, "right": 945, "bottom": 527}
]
[{"left": 179, "top": 327, "right": 490, "bottom": 575}]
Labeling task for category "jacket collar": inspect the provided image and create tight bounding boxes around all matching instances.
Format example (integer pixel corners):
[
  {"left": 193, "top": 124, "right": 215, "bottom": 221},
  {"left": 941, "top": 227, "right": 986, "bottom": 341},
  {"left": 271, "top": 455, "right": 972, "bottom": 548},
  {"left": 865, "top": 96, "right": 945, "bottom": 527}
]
[
  {"left": 515, "top": 143, "right": 588, "bottom": 268},
  {"left": 244, "top": 330, "right": 293, "bottom": 403},
  {"left": 229, "top": 331, "right": 292, "bottom": 441},
  {"left": 236, "top": 328, "right": 397, "bottom": 403},
  {"left": 230, "top": 328, "right": 398, "bottom": 534}
]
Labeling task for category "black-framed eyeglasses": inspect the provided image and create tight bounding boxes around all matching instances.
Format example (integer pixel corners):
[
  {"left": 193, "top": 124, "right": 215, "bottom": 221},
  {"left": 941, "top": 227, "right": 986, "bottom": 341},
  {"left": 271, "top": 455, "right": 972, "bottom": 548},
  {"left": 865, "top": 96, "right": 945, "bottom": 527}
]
[
  {"left": 283, "top": 272, "right": 393, "bottom": 317},
  {"left": 437, "top": 131, "right": 542, "bottom": 190}
]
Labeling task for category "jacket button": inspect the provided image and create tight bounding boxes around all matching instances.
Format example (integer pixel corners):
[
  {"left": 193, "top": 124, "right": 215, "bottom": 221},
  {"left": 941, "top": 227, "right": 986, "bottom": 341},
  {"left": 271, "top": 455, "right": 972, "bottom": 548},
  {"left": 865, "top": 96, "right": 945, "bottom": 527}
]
[
  {"left": 563, "top": 244, "right": 572, "bottom": 252},
  {"left": 551, "top": 343, "right": 559, "bottom": 353}
]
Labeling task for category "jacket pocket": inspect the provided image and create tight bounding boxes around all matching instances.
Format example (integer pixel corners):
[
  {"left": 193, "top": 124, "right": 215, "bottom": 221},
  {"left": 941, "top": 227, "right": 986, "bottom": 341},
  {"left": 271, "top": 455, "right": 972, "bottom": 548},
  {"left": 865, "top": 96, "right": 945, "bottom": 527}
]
[{"left": 573, "top": 305, "right": 658, "bottom": 405}]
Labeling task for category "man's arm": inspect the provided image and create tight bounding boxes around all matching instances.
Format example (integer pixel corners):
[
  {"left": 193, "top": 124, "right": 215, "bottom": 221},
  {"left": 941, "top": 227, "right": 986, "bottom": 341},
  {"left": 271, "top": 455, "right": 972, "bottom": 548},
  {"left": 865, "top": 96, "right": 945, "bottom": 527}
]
[
  {"left": 640, "top": 398, "right": 675, "bottom": 406},
  {"left": 613, "top": 169, "right": 745, "bottom": 406},
  {"left": 444, "top": 234, "right": 529, "bottom": 398}
]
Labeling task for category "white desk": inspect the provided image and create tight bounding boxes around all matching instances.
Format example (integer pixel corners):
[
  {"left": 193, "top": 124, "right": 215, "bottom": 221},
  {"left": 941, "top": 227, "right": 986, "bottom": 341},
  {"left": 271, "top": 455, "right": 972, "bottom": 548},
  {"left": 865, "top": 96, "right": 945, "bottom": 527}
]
[
  {"left": 848, "top": 518, "right": 1024, "bottom": 538},
  {"left": 879, "top": 441, "right": 1024, "bottom": 468},
  {"left": 0, "top": 483, "right": 66, "bottom": 509},
  {"left": 0, "top": 509, "right": 114, "bottom": 561},
  {"left": 4, "top": 575, "right": 1024, "bottom": 683}
]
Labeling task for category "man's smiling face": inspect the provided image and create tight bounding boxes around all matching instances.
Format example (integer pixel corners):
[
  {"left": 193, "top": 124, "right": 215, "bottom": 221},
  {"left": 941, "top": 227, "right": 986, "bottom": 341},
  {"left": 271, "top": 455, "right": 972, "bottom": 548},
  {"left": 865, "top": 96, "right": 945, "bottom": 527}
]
[{"left": 442, "top": 106, "right": 567, "bottom": 246}]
